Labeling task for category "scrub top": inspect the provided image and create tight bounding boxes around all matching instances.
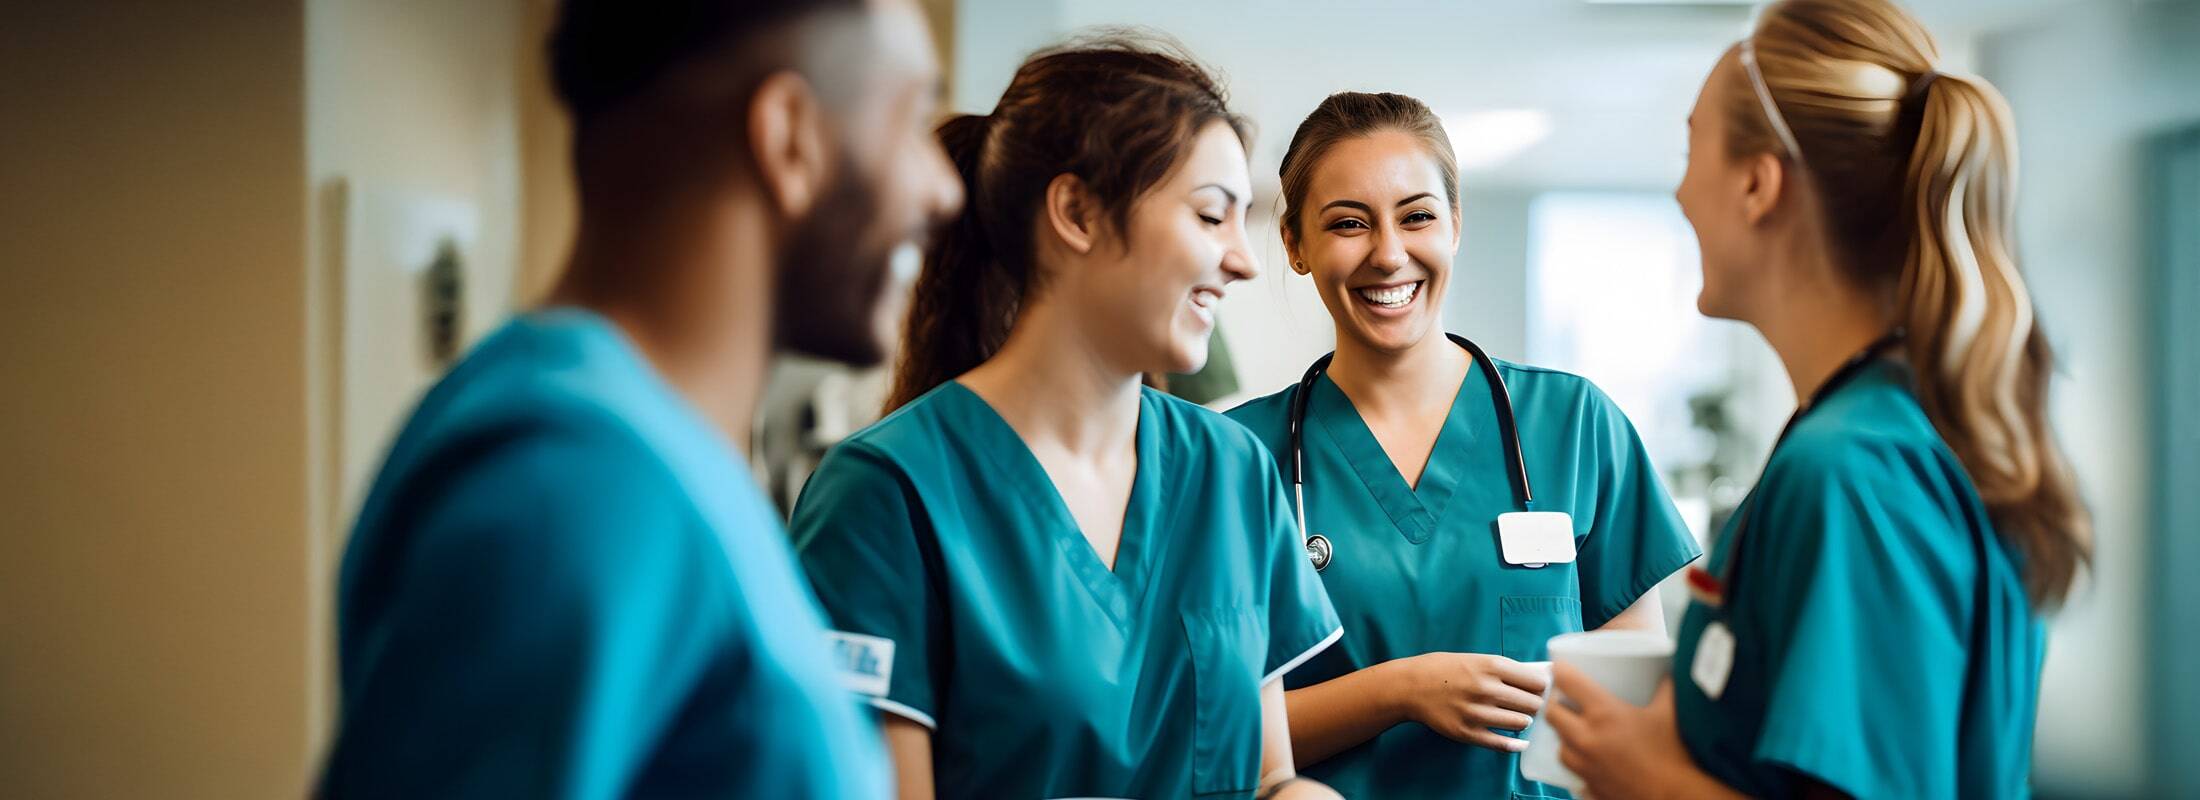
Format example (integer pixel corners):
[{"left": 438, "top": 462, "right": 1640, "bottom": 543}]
[
  {"left": 321, "top": 309, "right": 885, "bottom": 800},
  {"left": 1227, "top": 355, "right": 1701, "bottom": 800},
  {"left": 1670, "top": 361, "right": 2043, "bottom": 799},
  {"left": 791, "top": 382, "right": 1342, "bottom": 799}
]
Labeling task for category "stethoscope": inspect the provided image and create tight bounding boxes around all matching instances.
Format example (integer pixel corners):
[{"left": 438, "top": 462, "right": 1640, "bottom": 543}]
[{"left": 1286, "top": 333, "right": 1536, "bottom": 571}]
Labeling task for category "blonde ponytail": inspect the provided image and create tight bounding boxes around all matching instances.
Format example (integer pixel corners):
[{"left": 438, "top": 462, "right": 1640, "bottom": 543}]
[
  {"left": 1900, "top": 72, "right": 2090, "bottom": 606},
  {"left": 1736, "top": 0, "right": 2091, "bottom": 607}
]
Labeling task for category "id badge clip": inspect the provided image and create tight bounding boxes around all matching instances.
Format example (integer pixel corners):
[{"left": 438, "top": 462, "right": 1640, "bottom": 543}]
[{"left": 1496, "top": 511, "right": 1577, "bottom": 568}]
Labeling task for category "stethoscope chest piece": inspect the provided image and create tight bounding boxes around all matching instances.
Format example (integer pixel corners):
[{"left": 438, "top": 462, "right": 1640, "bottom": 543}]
[{"left": 1306, "top": 534, "right": 1333, "bottom": 572}]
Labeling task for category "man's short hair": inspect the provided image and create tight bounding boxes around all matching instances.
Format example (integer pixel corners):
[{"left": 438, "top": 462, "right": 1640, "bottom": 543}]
[{"left": 548, "top": 0, "right": 864, "bottom": 126}]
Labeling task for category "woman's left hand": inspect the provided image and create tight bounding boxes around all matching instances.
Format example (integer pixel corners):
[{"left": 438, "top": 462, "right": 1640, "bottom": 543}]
[{"left": 1542, "top": 663, "right": 1695, "bottom": 800}]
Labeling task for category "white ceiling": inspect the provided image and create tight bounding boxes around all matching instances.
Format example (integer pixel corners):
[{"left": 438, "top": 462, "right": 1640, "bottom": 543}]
[{"left": 955, "top": 0, "right": 2085, "bottom": 196}]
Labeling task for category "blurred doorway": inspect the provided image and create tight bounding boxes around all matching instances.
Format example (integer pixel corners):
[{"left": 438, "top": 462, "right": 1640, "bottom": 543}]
[{"left": 2149, "top": 123, "right": 2200, "bottom": 797}]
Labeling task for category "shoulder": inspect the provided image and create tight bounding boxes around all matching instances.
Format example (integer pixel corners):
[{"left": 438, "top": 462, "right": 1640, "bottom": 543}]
[
  {"left": 1492, "top": 358, "right": 1615, "bottom": 409},
  {"left": 1753, "top": 369, "right": 1983, "bottom": 558},
  {"left": 829, "top": 381, "right": 967, "bottom": 465},
  {"left": 1223, "top": 382, "right": 1297, "bottom": 433},
  {"left": 1147, "top": 387, "right": 1278, "bottom": 469},
  {"left": 383, "top": 315, "right": 689, "bottom": 520},
  {"left": 1489, "top": 358, "right": 1644, "bottom": 443},
  {"left": 1222, "top": 383, "right": 1298, "bottom": 455},
  {"left": 1770, "top": 368, "right": 1957, "bottom": 487},
  {"left": 362, "top": 317, "right": 717, "bottom": 551},
  {"left": 344, "top": 406, "right": 716, "bottom": 635},
  {"left": 409, "top": 313, "right": 679, "bottom": 460},
  {"left": 397, "top": 406, "right": 692, "bottom": 547},
  {"left": 791, "top": 399, "right": 941, "bottom": 539}
]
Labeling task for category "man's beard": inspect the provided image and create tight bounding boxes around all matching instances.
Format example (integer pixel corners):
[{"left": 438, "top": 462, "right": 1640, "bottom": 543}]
[{"left": 774, "top": 165, "right": 899, "bottom": 367}]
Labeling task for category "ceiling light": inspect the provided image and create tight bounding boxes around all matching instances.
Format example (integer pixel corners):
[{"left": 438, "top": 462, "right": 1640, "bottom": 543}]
[{"left": 1443, "top": 110, "right": 1554, "bottom": 172}]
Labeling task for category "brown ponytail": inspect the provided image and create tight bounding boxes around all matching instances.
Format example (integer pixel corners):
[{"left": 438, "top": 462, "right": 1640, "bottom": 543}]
[
  {"left": 884, "top": 33, "right": 1249, "bottom": 412},
  {"left": 1734, "top": 0, "right": 2091, "bottom": 607},
  {"left": 892, "top": 113, "right": 1021, "bottom": 413}
]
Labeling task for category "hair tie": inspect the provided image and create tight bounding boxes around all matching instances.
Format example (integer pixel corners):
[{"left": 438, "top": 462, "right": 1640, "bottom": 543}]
[{"left": 1910, "top": 70, "right": 1942, "bottom": 102}]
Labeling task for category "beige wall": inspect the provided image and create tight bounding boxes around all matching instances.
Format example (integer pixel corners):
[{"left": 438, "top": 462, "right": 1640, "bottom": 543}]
[
  {"left": 0, "top": 2, "right": 316, "bottom": 797},
  {"left": 304, "top": 0, "right": 528, "bottom": 768},
  {"left": 308, "top": 0, "right": 524, "bottom": 526},
  {"left": 0, "top": 1, "right": 532, "bottom": 795}
]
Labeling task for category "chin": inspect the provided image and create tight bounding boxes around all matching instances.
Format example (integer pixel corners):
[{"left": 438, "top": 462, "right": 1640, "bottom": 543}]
[
  {"left": 1354, "top": 319, "right": 1429, "bottom": 354},
  {"left": 1159, "top": 334, "right": 1209, "bottom": 376},
  {"left": 1695, "top": 288, "right": 1738, "bottom": 321}
]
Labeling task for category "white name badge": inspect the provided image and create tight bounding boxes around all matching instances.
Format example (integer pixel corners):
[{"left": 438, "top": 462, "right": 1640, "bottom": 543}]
[
  {"left": 1691, "top": 621, "right": 1735, "bottom": 701},
  {"left": 827, "top": 630, "right": 895, "bottom": 698},
  {"left": 1496, "top": 511, "right": 1578, "bottom": 567}
]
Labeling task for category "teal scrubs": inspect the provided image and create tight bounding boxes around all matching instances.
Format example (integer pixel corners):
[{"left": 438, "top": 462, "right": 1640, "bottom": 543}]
[
  {"left": 1227, "top": 355, "right": 1701, "bottom": 799},
  {"left": 791, "top": 383, "right": 1342, "bottom": 799},
  {"left": 322, "top": 309, "right": 884, "bottom": 799},
  {"left": 1671, "top": 361, "right": 2042, "bottom": 799}
]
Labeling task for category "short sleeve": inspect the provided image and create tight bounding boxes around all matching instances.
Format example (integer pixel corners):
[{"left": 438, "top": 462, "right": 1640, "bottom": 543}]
[
  {"left": 1574, "top": 391, "right": 1703, "bottom": 629},
  {"left": 1745, "top": 438, "right": 1974, "bottom": 799},
  {"left": 323, "top": 422, "right": 736, "bottom": 799},
  {"left": 790, "top": 442, "right": 942, "bottom": 729},
  {"left": 1251, "top": 443, "right": 1343, "bottom": 684}
]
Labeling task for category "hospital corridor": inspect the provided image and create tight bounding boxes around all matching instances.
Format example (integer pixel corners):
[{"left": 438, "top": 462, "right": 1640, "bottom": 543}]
[{"left": 2, "top": 0, "right": 2196, "bottom": 797}]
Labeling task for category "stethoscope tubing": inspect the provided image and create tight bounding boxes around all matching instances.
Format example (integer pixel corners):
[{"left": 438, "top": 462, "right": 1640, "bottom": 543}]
[{"left": 1285, "top": 334, "right": 1533, "bottom": 569}]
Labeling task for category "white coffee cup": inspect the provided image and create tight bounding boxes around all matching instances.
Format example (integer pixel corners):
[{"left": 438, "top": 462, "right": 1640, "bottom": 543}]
[{"left": 1518, "top": 630, "right": 1674, "bottom": 792}]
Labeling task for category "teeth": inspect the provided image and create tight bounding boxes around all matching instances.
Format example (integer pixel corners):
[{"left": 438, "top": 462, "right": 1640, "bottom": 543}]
[{"left": 1357, "top": 282, "right": 1418, "bottom": 308}]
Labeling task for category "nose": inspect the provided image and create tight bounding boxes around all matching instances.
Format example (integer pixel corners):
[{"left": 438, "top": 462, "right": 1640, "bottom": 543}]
[
  {"left": 1369, "top": 223, "right": 1409, "bottom": 273},
  {"left": 1220, "top": 216, "right": 1258, "bottom": 283}
]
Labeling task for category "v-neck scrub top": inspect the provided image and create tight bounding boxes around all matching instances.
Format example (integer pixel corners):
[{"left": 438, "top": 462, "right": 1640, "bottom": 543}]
[
  {"left": 791, "top": 383, "right": 1342, "bottom": 799},
  {"left": 1226, "top": 356, "right": 1701, "bottom": 800}
]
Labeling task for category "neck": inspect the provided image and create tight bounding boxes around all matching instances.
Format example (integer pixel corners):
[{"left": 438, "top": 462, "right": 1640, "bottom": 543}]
[
  {"left": 1325, "top": 325, "right": 1472, "bottom": 419},
  {"left": 959, "top": 295, "right": 1142, "bottom": 457},
  {"left": 548, "top": 191, "right": 776, "bottom": 449},
  {"left": 1752, "top": 247, "right": 1895, "bottom": 408}
]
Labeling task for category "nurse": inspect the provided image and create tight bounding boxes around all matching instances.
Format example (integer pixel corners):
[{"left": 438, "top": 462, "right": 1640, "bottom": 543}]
[
  {"left": 320, "top": 1, "right": 962, "bottom": 797},
  {"left": 790, "top": 37, "right": 1343, "bottom": 800},
  {"left": 1546, "top": 1, "right": 2091, "bottom": 798},
  {"left": 1223, "top": 91, "right": 1702, "bottom": 798}
]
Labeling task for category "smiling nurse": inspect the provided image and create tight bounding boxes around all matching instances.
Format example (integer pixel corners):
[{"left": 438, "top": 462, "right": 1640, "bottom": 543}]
[
  {"left": 1546, "top": 1, "right": 2092, "bottom": 798},
  {"left": 790, "top": 37, "right": 1342, "bottom": 800},
  {"left": 1224, "top": 92, "right": 1702, "bottom": 799}
]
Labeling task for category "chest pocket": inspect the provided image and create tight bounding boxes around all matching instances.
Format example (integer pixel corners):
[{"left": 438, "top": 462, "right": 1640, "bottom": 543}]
[
  {"left": 1500, "top": 595, "right": 1583, "bottom": 663},
  {"left": 1180, "top": 606, "right": 1265, "bottom": 796}
]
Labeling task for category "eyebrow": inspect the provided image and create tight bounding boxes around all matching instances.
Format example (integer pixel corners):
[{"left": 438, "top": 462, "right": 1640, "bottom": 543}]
[
  {"left": 1322, "top": 193, "right": 1438, "bottom": 213},
  {"left": 1195, "top": 183, "right": 1245, "bottom": 207}
]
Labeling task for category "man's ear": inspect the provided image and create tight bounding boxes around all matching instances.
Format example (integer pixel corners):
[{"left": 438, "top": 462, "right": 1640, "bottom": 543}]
[
  {"left": 1042, "top": 173, "right": 1099, "bottom": 255},
  {"left": 748, "top": 70, "right": 831, "bottom": 218}
]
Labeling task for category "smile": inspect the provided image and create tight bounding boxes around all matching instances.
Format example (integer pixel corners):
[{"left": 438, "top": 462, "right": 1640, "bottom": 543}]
[
  {"left": 1355, "top": 281, "right": 1421, "bottom": 309},
  {"left": 1187, "top": 286, "right": 1224, "bottom": 324}
]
